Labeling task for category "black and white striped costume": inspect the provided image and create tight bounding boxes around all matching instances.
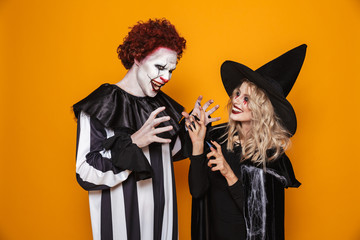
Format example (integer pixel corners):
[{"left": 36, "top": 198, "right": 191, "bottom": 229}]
[{"left": 73, "top": 84, "right": 187, "bottom": 240}]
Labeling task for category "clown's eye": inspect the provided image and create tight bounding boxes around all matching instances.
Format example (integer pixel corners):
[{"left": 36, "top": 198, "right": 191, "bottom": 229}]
[
  {"left": 236, "top": 91, "right": 240, "bottom": 97},
  {"left": 244, "top": 96, "right": 249, "bottom": 102},
  {"left": 155, "top": 65, "right": 165, "bottom": 70}
]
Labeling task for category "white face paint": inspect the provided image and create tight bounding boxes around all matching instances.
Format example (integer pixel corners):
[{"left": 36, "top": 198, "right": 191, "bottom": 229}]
[
  {"left": 135, "top": 47, "right": 178, "bottom": 97},
  {"left": 230, "top": 82, "right": 252, "bottom": 124}
]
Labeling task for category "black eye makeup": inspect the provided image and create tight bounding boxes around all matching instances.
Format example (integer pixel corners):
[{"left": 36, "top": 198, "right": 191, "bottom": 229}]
[
  {"left": 244, "top": 96, "right": 249, "bottom": 102},
  {"left": 155, "top": 64, "right": 166, "bottom": 70}
]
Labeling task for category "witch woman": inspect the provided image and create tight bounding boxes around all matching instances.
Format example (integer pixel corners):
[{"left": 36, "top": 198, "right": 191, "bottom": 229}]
[{"left": 186, "top": 45, "right": 307, "bottom": 240}]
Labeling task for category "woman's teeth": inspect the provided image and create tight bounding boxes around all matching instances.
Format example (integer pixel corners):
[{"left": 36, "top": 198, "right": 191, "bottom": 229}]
[{"left": 232, "top": 106, "right": 243, "bottom": 113}]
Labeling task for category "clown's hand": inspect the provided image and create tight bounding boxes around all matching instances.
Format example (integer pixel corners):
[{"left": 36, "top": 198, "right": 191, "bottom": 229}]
[
  {"left": 131, "top": 107, "right": 173, "bottom": 148},
  {"left": 183, "top": 96, "right": 221, "bottom": 126}
]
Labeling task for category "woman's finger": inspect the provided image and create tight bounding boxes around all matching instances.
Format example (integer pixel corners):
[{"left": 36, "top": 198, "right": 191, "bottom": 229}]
[
  {"left": 199, "top": 106, "right": 206, "bottom": 122},
  {"left": 211, "top": 141, "right": 222, "bottom": 154},
  {"left": 186, "top": 122, "right": 194, "bottom": 132},
  {"left": 191, "top": 112, "right": 199, "bottom": 119},
  {"left": 207, "top": 159, "right": 216, "bottom": 168},
  {"left": 208, "top": 146, "right": 218, "bottom": 156},
  {"left": 184, "top": 116, "right": 192, "bottom": 126},
  {"left": 206, "top": 151, "right": 215, "bottom": 159},
  {"left": 189, "top": 115, "right": 200, "bottom": 130},
  {"left": 208, "top": 160, "right": 221, "bottom": 171}
]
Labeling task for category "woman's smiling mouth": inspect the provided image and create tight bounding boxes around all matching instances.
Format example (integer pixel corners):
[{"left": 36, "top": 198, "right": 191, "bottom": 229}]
[{"left": 232, "top": 105, "right": 243, "bottom": 114}]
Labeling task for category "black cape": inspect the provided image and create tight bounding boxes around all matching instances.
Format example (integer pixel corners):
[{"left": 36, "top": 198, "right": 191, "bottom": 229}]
[
  {"left": 73, "top": 83, "right": 186, "bottom": 181},
  {"left": 73, "top": 83, "right": 184, "bottom": 138},
  {"left": 191, "top": 124, "right": 301, "bottom": 240}
]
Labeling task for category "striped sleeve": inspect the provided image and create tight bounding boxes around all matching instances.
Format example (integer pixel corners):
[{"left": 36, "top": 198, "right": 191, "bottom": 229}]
[
  {"left": 171, "top": 136, "right": 182, "bottom": 157},
  {"left": 75, "top": 111, "right": 131, "bottom": 190},
  {"left": 171, "top": 118, "right": 191, "bottom": 161}
]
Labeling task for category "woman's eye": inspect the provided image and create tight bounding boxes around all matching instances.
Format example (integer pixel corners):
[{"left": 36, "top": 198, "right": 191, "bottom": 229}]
[
  {"left": 155, "top": 65, "right": 165, "bottom": 70},
  {"left": 244, "top": 96, "right": 249, "bottom": 102},
  {"left": 236, "top": 91, "right": 240, "bottom": 97}
]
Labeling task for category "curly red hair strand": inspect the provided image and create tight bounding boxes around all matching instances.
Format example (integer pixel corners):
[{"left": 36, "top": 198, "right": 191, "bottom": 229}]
[{"left": 117, "top": 18, "right": 186, "bottom": 69}]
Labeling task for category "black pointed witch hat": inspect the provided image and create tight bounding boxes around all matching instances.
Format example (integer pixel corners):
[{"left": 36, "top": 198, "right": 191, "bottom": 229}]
[{"left": 220, "top": 44, "right": 307, "bottom": 136}]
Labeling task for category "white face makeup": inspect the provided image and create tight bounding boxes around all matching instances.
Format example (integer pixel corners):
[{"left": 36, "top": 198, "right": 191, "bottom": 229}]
[
  {"left": 230, "top": 82, "right": 252, "bottom": 124},
  {"left": 135, "top": 47, "right": 178, "bottom": 97}
]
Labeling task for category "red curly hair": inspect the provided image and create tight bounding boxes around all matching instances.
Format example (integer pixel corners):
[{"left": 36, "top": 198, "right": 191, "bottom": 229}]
[{"left": 117, "top": 18, "right": 186, "bottom": 69}]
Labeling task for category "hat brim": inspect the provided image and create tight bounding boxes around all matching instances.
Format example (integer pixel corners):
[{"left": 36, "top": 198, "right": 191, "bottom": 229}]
[{"left": 220, "top": 60, "right": 297, "bottom": 135}]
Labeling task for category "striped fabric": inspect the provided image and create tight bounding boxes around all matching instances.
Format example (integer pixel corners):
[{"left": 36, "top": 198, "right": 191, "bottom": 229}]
[{"left": 76, "top": 111, "right": 180, "bottom": 240}]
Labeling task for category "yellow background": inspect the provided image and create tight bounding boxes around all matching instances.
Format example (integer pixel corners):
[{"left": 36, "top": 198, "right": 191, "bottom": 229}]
[{"left": 1, "top": 0, "right": 360, "bottom": 239}]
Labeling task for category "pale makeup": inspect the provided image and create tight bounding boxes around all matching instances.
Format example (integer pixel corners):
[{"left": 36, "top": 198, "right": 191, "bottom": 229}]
[
  {"left": 134, "top": 47, "right": 177, "bottom": 97},
  {"left": 229, "top": 82, "right": 252, "bottom": 124}
]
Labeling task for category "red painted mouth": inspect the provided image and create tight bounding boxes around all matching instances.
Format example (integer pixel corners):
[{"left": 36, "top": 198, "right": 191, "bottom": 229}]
[
  {"left": 151, "top": 79, "right": 165, "bottom": 92},
  {"left": 160, "top": 77, "right": 169, "bottom": 83},
  {"left": 231, "top": 105, "right": 243, "bottom": 114}
]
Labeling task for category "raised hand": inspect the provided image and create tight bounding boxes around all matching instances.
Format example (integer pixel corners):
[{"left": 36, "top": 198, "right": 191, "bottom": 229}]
[
  {"left": 186, "top": 107, "right": 207, "bottom": 155},
  {"left": 207, "top": 141, "right": 238, "bottom": 186},
  {"left": 182, "top": 96, "right": 221, "bottom": 126},
  {"left": 131, "top": 106, "right": 173, "bottom": 148}
]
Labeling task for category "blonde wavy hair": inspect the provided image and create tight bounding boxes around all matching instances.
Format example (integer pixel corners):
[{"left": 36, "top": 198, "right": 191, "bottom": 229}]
[{"left": 225, "top": 80, "right": 291, "bottom": 166}]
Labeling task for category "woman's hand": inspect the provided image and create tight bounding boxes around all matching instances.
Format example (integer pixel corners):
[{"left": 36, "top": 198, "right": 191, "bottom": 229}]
[
  {"left": 207, "top": 141, "right": 238, "bottom": 186},
  {"left": 185, "top": 107, "right": 207, "bottom": 155},
  {"left": 131, "top": 106, "right": 173, "bottom": 148},
  {"left": 182, "top": 96, "right": 221, "bottom": 126}
]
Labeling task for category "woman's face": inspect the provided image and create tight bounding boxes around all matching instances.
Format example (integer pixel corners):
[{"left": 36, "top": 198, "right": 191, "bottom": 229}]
[
  {"left": 230, "top": 82, "right": 252, "bottom": 124},
  {"left": 135, "top": 47, "right": 177, "bottom": 97}
]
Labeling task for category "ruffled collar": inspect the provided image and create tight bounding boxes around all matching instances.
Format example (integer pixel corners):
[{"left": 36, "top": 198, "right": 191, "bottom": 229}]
[{"left": 73, "top": 83, "right": 184, "bottom": 139}]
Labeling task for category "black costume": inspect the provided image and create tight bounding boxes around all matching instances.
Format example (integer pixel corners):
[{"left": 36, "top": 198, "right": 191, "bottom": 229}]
[
  {"left": 188, "top": 44, "right": 307, "bottom": 240},
  {"left": 73, "top": 84, "right": 187, "bottom": 240},
  {"left": 189, "top": 124, "right": 300, "bottom": 240}
]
